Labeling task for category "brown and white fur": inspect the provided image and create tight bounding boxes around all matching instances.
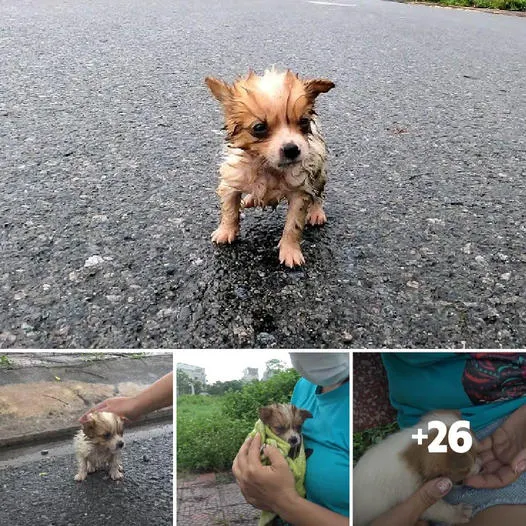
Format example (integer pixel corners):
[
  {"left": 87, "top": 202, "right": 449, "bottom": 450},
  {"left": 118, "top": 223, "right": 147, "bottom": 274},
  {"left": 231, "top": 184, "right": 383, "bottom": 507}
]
[
  {"left": 205, "top": 68, "right": 335, "bottom": 267},
  {"left": 74, "top": 412, "right": 125, "bottom": 482},
  {"left": 353, "top": 411, "right": 482, "bottom": 526},
  {"left": 259, "top": 403, "right": 312, "bottom": 458}
]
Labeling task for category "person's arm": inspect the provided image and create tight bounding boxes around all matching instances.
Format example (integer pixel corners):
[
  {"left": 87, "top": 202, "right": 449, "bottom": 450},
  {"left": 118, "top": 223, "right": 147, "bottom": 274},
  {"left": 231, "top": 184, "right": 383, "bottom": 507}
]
[
  {"left": 232, "top": 433, "right": 348, "bottom": 526},
  {"left": 79, "top": 372, "right": 173, "bottom": 422},
  {"left": 370, "top": 477, "right": 453, "bottom": 526}
]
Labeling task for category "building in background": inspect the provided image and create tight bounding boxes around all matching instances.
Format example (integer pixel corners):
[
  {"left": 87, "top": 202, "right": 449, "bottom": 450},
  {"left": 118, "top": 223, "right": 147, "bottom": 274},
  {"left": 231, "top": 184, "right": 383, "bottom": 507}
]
[
  {"left": 177, "top": 363, "right": 206, "bottom": 385},
  {"left": 242, "top": 367, "right": 259, "bottom": 382}
]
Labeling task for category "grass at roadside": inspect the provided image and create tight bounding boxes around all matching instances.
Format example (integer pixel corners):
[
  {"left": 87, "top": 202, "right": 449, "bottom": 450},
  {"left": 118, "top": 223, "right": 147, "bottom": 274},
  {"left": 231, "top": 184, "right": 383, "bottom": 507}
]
[
  {"left": 353, "top": 421, "right": 399, "bottom": 466},
  {"left": 413, "top": 0, "right": 526, "bottom": 10},
  {"left": 177, "top": 369, "right": 300, "bottom": 473},
  {"left": 177, "top": 395, "right": 252, "bottom": 473},
  {"left": 0, "top": 355, "right": 13, "bottom": 368}
]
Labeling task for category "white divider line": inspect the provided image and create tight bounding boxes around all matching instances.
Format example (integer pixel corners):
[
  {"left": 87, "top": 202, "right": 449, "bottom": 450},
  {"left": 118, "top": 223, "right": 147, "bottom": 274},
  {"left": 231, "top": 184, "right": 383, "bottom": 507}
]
[{"left": 307, "top": 1, "right": 357, "bottom": 6}]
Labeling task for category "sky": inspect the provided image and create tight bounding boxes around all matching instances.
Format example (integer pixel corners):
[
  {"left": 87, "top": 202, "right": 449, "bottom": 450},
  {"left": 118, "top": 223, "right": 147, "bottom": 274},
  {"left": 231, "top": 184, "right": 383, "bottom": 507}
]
[{"left": 176, "top": 350, "right": 293, "bottom": 384}]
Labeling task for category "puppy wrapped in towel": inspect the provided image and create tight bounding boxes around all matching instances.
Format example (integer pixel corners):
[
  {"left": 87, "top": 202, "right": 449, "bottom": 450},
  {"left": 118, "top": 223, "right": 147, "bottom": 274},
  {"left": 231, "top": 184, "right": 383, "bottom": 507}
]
[{"left": 248, "top": 403, "right": 312, "bottom": 526}]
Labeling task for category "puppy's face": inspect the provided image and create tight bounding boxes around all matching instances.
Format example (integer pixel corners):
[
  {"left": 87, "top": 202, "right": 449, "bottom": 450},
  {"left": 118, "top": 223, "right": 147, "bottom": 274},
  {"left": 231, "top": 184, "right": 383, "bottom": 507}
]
[
  {"left": 205, "top": 69, "right": 334, "bottom": 170},
  {"left": 82, "top": 412, "right": 125, "bottom": 453},
  {"left": 259, "top": 403, "right": 312, "bottom": 448},
  {"left": 403, "top": 413, "right": 482, "bottom": 484}
]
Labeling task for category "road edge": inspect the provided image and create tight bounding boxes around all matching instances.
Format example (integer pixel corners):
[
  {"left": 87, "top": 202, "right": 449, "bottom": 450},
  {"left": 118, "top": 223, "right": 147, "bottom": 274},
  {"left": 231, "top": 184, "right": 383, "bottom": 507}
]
[{"left": 0, "top": 407, "right": 173, "bottom": 450}]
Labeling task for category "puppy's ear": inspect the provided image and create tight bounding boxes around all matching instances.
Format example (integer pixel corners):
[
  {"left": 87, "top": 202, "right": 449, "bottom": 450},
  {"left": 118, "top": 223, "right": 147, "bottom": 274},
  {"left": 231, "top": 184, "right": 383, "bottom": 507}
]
[
  {"left": 258, "top": 406, "right": 273, "bottom": 424},
  {"left": 304, "top": 78, "right": 335, "bottom": 101},
  {"left": 82, "top": 413, "right": 97, "bottom": 437},
  {"left": 205, "top": 77, "right": 232, "bottom": 105},
  {"left": 299, "top": 409, "right": 313, "bottom": 422}
]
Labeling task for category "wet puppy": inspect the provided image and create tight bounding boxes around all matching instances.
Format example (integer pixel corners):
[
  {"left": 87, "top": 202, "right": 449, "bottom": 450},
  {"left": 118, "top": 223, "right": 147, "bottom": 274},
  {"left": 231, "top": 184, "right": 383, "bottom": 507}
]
[
  {"left": 259, "top": 403, "right": 312, "bottom": 458},
  {"left": 353, "top": 411, "right": 482, "bottom": 525},
  {"left": 74, "top": 411, "right": 125, "bottom": 481},
  {"left": 205, "top": 67, "right": 335, "bottom": 267}
]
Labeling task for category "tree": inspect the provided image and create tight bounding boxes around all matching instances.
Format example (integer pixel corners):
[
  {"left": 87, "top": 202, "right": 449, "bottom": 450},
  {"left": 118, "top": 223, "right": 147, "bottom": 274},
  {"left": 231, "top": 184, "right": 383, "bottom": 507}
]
[
  {"left": 207, "top": 379, "right": 245, "bottom": 396},
  {"left": 177, "top": 369, "right": 204, "bottom": 395},
  {"left": 263, "top": 359, "right": 287, "bottom": 380}
]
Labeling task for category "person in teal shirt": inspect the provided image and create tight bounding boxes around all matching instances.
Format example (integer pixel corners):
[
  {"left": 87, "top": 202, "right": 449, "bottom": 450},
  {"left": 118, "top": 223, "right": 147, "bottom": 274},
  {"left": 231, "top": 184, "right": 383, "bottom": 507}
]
[
  {"left": 382, "top": 352, "right": 526, "bottom": 431},
  {"left": 291, "top": 375, "right": 350, "bottom": 517},
  {"left": 377, "top": 352, "right": 526, "bottom": 526},
  {"left": 233, "top": 352, "right": 350, "bottom": 526}
]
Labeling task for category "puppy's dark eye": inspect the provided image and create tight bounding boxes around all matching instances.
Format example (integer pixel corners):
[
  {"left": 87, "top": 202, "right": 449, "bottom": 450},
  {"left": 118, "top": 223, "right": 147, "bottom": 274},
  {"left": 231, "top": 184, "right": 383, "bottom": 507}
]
[
  {"left": 103, "top": 432, "right": 111, "bottom": 439},
  {"left": 298, "top": 117, "right": 311, "bottom": 133},
  {"left": 275, "top": 426, "right": 286, "bottom": 434},
  {"left": 251, "top": 122, "right": 268, "bottom": 138}
]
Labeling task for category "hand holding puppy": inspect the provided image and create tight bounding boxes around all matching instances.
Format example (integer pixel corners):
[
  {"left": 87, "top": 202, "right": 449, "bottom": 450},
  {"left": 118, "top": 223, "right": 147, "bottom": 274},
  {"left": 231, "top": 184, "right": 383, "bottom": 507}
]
[
  {"left": 79, "top": 372, "right": 173, "bottom": 424},
  {"left": 232, "top": 432, "right": 297, "bottom": 512},
  {"left": 465, "top": 404, "right": 526, "bottom": 489},
  {"left": 79, "top": 397, "right": 139, "bottom": 424},
  {"left": 370, "top": 477, "right": 454, "bottom": 526}
]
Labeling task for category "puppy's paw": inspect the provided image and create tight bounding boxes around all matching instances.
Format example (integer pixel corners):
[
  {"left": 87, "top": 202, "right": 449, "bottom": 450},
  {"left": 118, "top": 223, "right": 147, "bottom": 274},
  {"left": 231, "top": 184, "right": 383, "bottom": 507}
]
[
  {"left": 452, "top": 503, "right": 473, "bottom": 524},
  {"left": 87, "top": 461, "right": 95, "bottom": 474},
  {"left": 279, "top": 242, "right": 305, "bottom": 268},
  {"left": 306, "top": 204, "right": 327, "bottom": 226},
  {"left": 110, "top": 470, "right": 124, "bottom": 481},
  {"left": 241, "top": 194, "right": 256, "bottom": 208},
  {"left": 74, "top": 473, "right": 87, "bottom": 482},
  {"left": 211, "top": 225, "right": 238, "bottom": 244}
]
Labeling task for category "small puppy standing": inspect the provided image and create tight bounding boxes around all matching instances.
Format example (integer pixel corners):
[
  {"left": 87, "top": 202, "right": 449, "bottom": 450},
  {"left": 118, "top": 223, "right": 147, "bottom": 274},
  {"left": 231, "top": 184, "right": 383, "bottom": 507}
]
[
  {"left": 353, "top": 411, "right": 482, "bottom": 526},
  {"left": 74, "top": 412, "right": 125, "bottom": 482},
  {"left": 205, "top": 68, "right": 335, "bottom": 267}
]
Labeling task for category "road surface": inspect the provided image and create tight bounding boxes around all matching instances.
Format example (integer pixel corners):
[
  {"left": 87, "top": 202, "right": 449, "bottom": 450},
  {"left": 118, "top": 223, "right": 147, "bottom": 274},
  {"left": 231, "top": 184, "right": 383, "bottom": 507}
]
[
  {"left": 1, "top": 0, "right": 525, "bottom": 347},
  {"left": 0, "top": 423, "right": 173, "bottom": 526}
]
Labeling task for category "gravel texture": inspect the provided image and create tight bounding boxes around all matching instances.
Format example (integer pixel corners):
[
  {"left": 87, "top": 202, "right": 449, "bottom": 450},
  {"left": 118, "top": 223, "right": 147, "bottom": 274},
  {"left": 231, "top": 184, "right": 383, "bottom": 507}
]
[
  {"left": 0, "top": 429, "right": 173, "bottom": 526},
  {"left": 1, "top": 0, "right": 525, "bottom": 348}
]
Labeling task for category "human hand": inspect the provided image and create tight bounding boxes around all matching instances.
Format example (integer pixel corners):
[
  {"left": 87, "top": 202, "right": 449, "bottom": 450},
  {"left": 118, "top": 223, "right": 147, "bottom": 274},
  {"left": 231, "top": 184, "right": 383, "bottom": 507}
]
[
  {"left": 465, "top": 405, "right": 526, "bottom": 489},
  {"left": 232, "top": 432, "right": 297, "bottom": 512},
  {"left": 79, "top": 396, "right": 140, "bottom": 423},
  {"left": 370, "top": 477, "right": 453, "bottom": 526}
]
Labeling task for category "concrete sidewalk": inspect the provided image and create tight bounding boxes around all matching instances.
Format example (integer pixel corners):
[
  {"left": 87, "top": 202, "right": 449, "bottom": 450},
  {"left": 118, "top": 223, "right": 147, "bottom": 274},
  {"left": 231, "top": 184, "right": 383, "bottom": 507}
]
[
  {"left": 0, "top": 352, "right": 173, "bottom": 448},
  {"left": 177, "top": 472, "right": 259, "bottom": 526}
]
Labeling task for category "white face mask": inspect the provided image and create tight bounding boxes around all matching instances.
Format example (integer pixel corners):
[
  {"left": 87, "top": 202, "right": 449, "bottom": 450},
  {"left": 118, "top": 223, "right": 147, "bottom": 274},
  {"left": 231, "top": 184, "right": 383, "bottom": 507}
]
[{"left": 289, "top": 353, "right": 349, "bottom": 386}]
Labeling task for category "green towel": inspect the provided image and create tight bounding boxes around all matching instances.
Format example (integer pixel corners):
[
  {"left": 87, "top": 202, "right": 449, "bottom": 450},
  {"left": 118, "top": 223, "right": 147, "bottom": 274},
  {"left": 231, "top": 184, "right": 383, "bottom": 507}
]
[{"left": 248, "top": 419, "right": 307, "bottom": 526}]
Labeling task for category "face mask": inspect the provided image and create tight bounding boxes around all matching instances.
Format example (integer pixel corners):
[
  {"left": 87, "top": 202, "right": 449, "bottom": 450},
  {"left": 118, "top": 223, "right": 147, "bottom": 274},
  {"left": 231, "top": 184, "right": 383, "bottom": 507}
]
[{"left": 289, "top": 352, "right": 349, "bottom": 386}]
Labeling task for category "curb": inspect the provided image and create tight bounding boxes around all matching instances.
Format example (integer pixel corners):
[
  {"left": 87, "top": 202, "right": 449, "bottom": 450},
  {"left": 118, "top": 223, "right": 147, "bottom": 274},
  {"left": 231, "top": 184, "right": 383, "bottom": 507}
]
[
  {"left": 406, "top": 1, "right": 526, "bottom": 17},
  {"left": 0, "top": 407, "right": 173, "bottom": 450}
]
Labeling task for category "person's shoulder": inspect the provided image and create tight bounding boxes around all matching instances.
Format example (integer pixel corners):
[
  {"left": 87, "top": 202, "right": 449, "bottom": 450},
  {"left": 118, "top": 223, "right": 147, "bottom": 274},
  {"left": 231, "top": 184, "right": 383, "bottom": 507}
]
[{"left": 291, "top": 378, "right": 317, "bottom": 404}]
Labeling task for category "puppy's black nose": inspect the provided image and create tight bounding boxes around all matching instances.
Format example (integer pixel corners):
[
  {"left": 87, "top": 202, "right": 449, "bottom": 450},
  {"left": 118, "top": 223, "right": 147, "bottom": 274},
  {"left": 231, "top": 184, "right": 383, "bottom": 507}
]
[
  {"left": 117, "top": 440, "right": 124, "bottom": 449},
  {"left": 288, "top": 436, "right": 299, "bottom": 445},
  {"left": 282, "top": 143, "right": 300, "bottom": 160}
]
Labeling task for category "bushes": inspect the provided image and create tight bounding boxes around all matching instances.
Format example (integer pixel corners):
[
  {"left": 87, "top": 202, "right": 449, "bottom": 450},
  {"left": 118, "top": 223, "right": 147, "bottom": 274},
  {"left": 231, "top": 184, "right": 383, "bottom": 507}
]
[
  {"left": 177, "top": 369, "right": 301, "bottom": 473},
  {"left": 414, "top": 0, "right": 526, "bottom": 10},
  {"left": 223, "top": 369, "right": 301, "bottom": 421}
]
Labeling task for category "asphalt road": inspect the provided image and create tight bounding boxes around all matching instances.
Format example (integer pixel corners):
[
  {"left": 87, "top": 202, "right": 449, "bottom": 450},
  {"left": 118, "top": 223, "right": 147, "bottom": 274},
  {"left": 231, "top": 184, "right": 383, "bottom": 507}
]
[
  {"left": 1, "top": 0, "right": 525, "bottom": 348},
  {"left": 0, "top": 424, "right": 173, "bottom": 526}
]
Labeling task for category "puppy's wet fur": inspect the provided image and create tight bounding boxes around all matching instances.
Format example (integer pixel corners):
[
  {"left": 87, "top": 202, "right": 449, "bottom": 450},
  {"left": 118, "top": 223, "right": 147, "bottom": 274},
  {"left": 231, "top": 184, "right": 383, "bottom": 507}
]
[
  {"left": 259, "top": 403, "right": 312, "bottom": 459},
  {"left": 205, "top": 67, "right": 335, "bottom": 268},
  {"left": 74, "top": 412, "right": 125, "bottom": 482},
  {"left": 353, "top": 410, "right": 482, "bottom": 525}
]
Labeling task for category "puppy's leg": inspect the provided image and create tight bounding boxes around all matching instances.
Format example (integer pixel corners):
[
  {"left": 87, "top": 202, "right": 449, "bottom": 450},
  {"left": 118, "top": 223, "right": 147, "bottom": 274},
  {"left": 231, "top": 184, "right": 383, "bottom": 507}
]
[
  {"left": 421, "top": 500, "right": 473, "bottom": 524},
  {"left": 212, "top": 182, "right": 242, "bottom": 244},
  {"left": 278, "top": 193, "right": 309, "bottom": 268},
  {"left": 306, "top": 200, "right": 327, "bottom": 226},
  {"left": 87, "top": 460, "right": 96, "bottom": 474},
  {"left": 74, "top": 457, "right": 88, "bottom": 482},
  {"left": 306, "top": 167, "right": 327, "bottom": 226},
  {"left": 109, "top": 454, "right": 124, "bottom": 481},
  {"left": 241, "top": 194, "right": 256, "bottom": 208}
]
